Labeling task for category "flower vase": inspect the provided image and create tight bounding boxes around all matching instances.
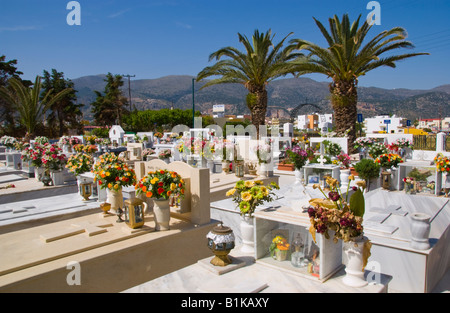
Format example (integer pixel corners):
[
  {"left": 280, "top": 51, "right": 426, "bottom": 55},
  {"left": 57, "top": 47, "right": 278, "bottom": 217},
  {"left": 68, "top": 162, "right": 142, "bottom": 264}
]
[
  {"left": 153, "top": 198, "right": 171, "bottom": 231},
  {"left": 106, "top": 188, "right": 124, "bottom": 214},
  {"left": 136, "top": 192, "right": 153, "bottom": 215},
  {"left": 34, "top": 167, "right": 45, "bottom": 181},
  {"left": 410, "top": 213, "right": 431, "bottom": 250},
  {"left": 342, "top": 236, "right": 369, "bottom": 288},
  {"left": 273, "top": 249, "right": 288, "bottom": 262},
  {"left": 340, "top": 168, "right": 351, "bottom": 186},
  {"left": 258, "top": 162, "right": 268, "bottom": 178},
  {"left": 294, "top": 168, "right": 303, "bottom": 185},
  {"left": 240, "top": 215, "right": 255, "bottom": 254},
  {"left": 51, "top": 170, "right": 65, "bottom": 186}
]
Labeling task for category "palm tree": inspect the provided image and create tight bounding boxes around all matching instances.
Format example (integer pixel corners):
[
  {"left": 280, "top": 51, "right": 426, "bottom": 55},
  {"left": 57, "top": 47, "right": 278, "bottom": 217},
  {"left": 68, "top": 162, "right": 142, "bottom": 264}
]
[
  {"left": 197, "top": 29, "right": 303, "bottom": 134},
  {"left": 290, "top": 14, "right": 429, "bottom": 152},
  {"left": 0, "top": 76, "right": 73, "bottom": 138}
]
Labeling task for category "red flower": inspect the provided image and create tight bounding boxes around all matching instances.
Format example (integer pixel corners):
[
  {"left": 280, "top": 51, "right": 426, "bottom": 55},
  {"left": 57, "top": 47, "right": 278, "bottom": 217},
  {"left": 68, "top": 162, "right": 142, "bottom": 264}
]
[
  {"left": 157, "top": 187, "right": 165, "bottom": 194},
  {"left": 158, "top": 182, "right": 164, "bottom": 187}
]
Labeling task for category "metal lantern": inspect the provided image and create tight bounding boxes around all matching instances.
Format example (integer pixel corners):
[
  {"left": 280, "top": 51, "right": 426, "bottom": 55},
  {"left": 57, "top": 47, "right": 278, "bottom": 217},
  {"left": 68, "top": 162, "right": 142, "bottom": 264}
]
[
  {"left": 80, "top": 179, "right": 92, "bottom": 201},
  {"left": 235, "top": 162, "right": 244, "bottom": 178},
  {"left": 123, "top": 198, "right": 147, "bottom": 229},
  {"left": 206, "top": 223, "right": 235, "bottom": 266},
  {"left": 381, "top": 171, "right": 391, "bottom": 190}
]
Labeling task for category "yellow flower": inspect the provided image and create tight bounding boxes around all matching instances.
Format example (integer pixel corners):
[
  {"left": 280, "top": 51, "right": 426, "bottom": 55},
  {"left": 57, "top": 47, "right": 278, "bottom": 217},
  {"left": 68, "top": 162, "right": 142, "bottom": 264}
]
[
  {"left": 260, "top": 186, "right": 269, "bottom": 196},
  {"left": 254, "top": 180, "right": 263, "bottom": 185},
  {"left": 106, "top": 172, "right": 110, "bottom": 177},
  {"left": 170, "top": 183, "right": 176, "bottom": 190},
  {"left": 349, "top": 175, "right": 355, "bottom": 181},
  {"left": 244, "top": 181, "right": 255, "bottom": 188},
  {"left": 226, "top": 188, "right": 236, "bottom": 197},
  {"left": 114, "top": 184, "right": 119, "bottom": 190},
  {"left": 309, "top": 198, "right": 337, "bottom": 209},
  {"left": 241, "top": 191, "right": 252, "bottom": 202}
]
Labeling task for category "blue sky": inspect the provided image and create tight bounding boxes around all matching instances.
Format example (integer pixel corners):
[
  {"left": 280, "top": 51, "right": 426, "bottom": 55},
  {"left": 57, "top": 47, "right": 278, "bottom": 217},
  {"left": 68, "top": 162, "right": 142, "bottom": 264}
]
[{"left": 1, "top": 0, "right": 449, "bottom": 90}]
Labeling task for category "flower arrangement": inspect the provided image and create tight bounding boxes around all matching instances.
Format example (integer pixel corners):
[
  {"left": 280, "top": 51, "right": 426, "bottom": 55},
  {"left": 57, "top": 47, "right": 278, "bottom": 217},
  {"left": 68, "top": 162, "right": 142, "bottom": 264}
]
[
  {"left": 83, "top": 144, "right": 98, "bottom": 154},
  {"left": 73, "top": 144, "right": 85, "bottom": 153},
  {"left": 374, "top": 153, "right": 404, "bottom": 168},
  {"left": 323, "top": 140, "right": 342, "bottom": 157},
  {"left": 34, "top": 136, "right": 49, "bottom": 146},
  {"left": 307, "top": 176, "right": 368, "bottom": 245},
  {"left": 69, "top": 137, "right": 82, "bottom": 146},
  {"left": 59, "top": 136, "right": 71, "bottom": 146},
  {"left": 66, "top": 153, "right": 93, "bottom": 176},
  {"left": 226, "top": 180, "right": 280, "bottom": 217},
  {"left": 101, "top": 138, "right": 111, "bottom": 146},
  {"left": 434, "top": 153, "right": 450, "bottom": 174},
  {"left": 337, "top": 152, "right": 351, "bottom": 168},
  {"left": 154, "top": 132, "right": 163, "bottom": 138},
  {"left": 92, "top": 152, "right": 136, "bottom": 191},
  {"left": 135, "top": 169, "right": 185, "bottom": 200},
  {"left": 0, "top": 135, "right": 17, "bottom": 148},
  {"left": 269, "top": 235, "right": 290, "bottom": 258},
  {"left": 142, "top": 148, "right": 155, "bottom": 158},
  {"left": 84, "top": 135, "right": 98, "bottom": 145},
  {"left": 286, "top": 146, "right": 308, "bottom": 170},
  {"left": 21, "top": 144, "right": 46, "bottom": 167},
  {"left": 354, "top": 137, "right": 374, "bottom": 150},
  {"left": 368, "top": 142, "right": 389, "bottom": 159},
  {"left": 14, "top": 140, "right": 29, "bottom": 151},
  {"left": 158, "top": 149, "right": 172, "bottom": 159},
  {"left": 255, "top": 140, "right": 272, "bottom": 164},
  {"left": 41, "top": 144, "right": 67, "bottom": 171},
  {"left": 394, "top": 138, "right": 413, "bottom": 149}
]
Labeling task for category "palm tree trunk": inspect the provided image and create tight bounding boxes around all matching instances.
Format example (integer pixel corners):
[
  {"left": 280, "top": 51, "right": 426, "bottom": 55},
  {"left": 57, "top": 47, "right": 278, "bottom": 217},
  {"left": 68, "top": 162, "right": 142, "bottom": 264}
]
[
  {"left": 330, "top": 79, "right": 358, "bottom": 154},
  {"left": 247, "top": 85, "right": 268, "bottom": 138}
]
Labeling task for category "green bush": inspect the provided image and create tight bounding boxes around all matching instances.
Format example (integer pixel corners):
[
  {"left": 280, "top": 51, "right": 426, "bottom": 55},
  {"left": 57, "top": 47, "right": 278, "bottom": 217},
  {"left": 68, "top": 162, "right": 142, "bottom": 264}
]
[{"left": 354, "top": 159, "right": 380, "bottom": 180}]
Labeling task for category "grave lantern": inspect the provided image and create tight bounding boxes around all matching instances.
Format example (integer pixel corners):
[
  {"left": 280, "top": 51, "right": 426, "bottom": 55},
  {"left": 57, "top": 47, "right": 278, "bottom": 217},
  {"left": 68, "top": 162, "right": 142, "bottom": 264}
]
[
  {"left": 123, "top": 198, "right": 147, "bottom": 229},
  {"left": 206, "top": 223, "right": 235, "bottom": 266},
  {"left": 235, "top": 162, "right": 244, "bottom": 177},
  {"left": 80, "top": 179, "right": 92, "bottom": 201},
  {"left": 381, "top": 171, "right": 391, "bottom": 190}
]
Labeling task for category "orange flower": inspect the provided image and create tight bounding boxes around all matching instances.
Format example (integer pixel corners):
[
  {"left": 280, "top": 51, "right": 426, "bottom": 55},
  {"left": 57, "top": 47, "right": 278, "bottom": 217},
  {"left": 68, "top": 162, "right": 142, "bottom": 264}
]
[
  {"left": 142, "top": 185, "right": 147, "bottom": 193},
  {"left": 146, "top": 191, "right": 153, "bottom": 198}
]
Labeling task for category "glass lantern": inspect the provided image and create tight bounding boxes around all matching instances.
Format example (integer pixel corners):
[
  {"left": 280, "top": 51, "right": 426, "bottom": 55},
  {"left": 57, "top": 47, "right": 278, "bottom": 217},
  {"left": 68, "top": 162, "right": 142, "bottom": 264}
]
[
  {"left": 381, "top": 171, "right": 391, "bottom": 190},
  {"left": 80, "top": 179, "right": 92, "bottom": 201},
  {"left": 235, "top": 161, "right": 244, "bottom": 177},
  {"left": 206, "top": 223, "right": 235, "bottom": 266},
  {"left": 290, "top": 233, "right": 307, "bottom": 268},
  {"left": 123, "top": 198, "right": 147, "bottom": 229}
]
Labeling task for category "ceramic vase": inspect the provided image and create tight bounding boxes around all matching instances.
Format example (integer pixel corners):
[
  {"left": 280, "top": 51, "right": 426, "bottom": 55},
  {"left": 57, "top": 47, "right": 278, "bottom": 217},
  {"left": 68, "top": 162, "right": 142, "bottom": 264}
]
[
  {"left": 410, "top": 213, "right": 431, "bottom": 250},
  {"left": 51, "top": 170, "right": 65, "bottom": 186},
  {"left": 34, "top": 167, "right": 45, "bottom": 181},
  {"left": 342, "top": 236, "right": 368, "bottom": 288},
  {"left": 294, "top": 168, "right": 303, "bottom": 185},
  {"left": 340, "top": 168, "right": 351, "bottom": 186},
  {"left": 153, "top": 198, "right": 171, "bottom": 231},
  {"left": 106, "top": 188, "right": 124, "bottom": 214},
  {"left": 273, "top": 249, "right": 288, "bottom": 262},
  {"left": 240, "top": 214, "right": 255, "bottom": 254},
  {"left": 258, "top": 162, "right": 268, "bottom": 178}
]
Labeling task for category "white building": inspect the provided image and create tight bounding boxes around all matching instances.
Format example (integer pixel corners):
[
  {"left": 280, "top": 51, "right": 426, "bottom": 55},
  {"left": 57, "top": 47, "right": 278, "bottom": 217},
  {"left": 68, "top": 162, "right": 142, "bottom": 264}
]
[
  {"left": 109, "top": 125, "right": 125, "bottom": 146},
  {"left": 365, "top": 115, "right": 405, "bottom": 134}
]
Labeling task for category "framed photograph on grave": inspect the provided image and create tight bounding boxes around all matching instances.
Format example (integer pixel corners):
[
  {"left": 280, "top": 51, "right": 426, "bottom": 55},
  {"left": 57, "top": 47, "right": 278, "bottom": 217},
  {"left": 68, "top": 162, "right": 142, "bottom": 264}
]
[{"left": 308, "top": 175, "right": 320, "bottom": 184}]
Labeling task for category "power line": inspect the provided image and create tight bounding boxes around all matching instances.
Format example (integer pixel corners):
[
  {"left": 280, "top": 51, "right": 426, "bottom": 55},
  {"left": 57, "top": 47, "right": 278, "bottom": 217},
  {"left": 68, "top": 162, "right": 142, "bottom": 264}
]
[{"left": 122, "top": 74, "right": 136, "bottom": 111}]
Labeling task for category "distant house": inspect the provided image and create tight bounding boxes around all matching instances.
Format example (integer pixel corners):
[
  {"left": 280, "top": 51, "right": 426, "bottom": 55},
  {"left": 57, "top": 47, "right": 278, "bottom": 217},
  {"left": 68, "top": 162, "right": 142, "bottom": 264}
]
[
  {"left": 365, "top": 115, "right": 405, "bottom": 134},
  {"left": 418, "top": 118, "right": 443, "bottom": 130},
  {"left": 109, "top": 125, "right": 125, "bottom": 146}
]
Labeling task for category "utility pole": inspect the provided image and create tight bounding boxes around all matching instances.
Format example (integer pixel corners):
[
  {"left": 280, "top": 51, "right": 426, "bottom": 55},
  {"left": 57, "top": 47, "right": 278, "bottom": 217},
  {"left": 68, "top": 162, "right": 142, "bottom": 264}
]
[{"left": 122, "top": 74, "right": 136, "bottom": 111}]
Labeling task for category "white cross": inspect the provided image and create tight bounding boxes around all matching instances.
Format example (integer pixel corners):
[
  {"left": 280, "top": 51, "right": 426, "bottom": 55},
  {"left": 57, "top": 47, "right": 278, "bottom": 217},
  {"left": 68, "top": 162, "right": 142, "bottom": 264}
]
[
  {"left": 40, "top": 221, "right": 113, "bottom": 243},
  {"left": 317, "top": 155, "right": 326, "bottom": 166}
]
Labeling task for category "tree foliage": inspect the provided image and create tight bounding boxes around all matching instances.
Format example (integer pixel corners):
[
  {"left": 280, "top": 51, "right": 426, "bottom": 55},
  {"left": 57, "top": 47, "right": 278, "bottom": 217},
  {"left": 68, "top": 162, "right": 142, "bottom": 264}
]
[
  {"left": 91, "top": 73, "right": 129, "bottom": 126},
  {"left": 41, "top": 69, "right": 83, "bottom": 137}
]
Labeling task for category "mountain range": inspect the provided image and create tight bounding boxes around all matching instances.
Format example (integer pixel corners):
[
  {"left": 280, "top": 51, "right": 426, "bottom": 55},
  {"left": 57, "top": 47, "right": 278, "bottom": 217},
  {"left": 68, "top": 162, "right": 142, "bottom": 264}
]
[{"left": 72, "top": 74, "right": 450, "bottom": 122}]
